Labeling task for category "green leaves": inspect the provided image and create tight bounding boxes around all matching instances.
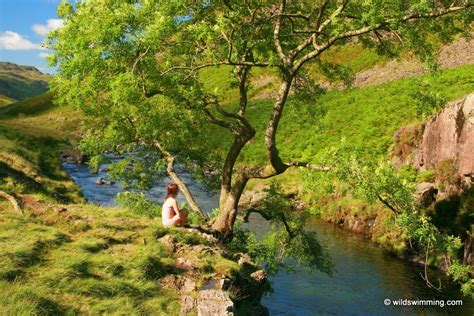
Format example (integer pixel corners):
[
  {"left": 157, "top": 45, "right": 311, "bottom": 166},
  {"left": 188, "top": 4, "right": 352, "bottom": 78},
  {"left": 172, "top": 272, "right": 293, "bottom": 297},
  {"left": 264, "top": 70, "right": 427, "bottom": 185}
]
[
  {"left": 306, "top": 147, "right": 473, "bottom": 295},
  {"left": 116, "top": 192, "right": 161, "bottom": 219},
  {"left": 411, "top": 80, "right": 447, "bottom": 119},
  {"left": 230, "top": 182, "right": 333, "bottom": 276}
]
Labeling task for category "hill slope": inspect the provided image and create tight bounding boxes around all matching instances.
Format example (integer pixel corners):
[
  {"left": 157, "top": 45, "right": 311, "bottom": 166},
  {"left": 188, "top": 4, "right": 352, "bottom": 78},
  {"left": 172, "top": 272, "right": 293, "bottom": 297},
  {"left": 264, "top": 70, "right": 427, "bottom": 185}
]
[{"left": 0, "top": 62, "right": 50, "bottom": 102}]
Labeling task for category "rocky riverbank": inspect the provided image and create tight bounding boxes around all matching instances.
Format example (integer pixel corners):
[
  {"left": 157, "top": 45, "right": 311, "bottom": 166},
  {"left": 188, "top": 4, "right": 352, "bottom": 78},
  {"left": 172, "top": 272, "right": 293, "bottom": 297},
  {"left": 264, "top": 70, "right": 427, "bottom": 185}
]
[{"left": 238, "top": 94, "right": 474, "bottom": 272}]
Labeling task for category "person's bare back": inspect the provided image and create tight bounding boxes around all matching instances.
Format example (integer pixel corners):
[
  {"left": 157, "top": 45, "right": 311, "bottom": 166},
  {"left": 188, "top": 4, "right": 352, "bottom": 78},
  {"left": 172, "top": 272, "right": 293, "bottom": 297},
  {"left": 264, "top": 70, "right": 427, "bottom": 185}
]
[{"left": 161, "top": 183, "right": 188, "bottom": 227}]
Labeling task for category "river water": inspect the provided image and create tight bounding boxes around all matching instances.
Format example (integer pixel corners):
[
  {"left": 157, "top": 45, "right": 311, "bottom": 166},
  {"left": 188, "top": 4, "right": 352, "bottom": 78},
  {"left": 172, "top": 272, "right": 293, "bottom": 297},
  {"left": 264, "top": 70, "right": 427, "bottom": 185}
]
[{"left": 63, "top": 162, "right": 473, "bottom": 315}]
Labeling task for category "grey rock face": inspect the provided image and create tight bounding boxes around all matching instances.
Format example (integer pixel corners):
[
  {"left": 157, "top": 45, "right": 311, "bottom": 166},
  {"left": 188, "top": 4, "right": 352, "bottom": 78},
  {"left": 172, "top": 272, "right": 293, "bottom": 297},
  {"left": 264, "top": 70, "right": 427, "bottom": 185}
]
[
  {"left": 415, "top": 94, "right": 474, "bottom": 178},
  {"left": 197, "top": 289, "right": 234, "bottom": 316},
  {"left": 394, "top": 94, "right": 474, "bottom": 182}
]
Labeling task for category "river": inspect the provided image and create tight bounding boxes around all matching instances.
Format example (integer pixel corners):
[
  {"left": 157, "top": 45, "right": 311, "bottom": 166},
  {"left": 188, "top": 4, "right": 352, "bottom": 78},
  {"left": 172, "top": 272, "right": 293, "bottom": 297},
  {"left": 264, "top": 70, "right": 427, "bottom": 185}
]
[{"left": 63, "top": 162, "right": 473, "bottom": 315}]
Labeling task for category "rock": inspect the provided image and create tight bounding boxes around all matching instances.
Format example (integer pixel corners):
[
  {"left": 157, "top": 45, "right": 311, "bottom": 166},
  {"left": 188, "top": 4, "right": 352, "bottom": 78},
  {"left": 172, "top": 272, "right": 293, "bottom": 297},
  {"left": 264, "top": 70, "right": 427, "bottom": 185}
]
[
  {"left": 413, "top": 95, "right": 473, "bottom": 180},
  {"left": 354, "top": 221, "right": 365, "bottom": 234},
  {"left": 60, "top": 149, "right": 88, "bottom": 164},
  {"left": 160, "top": 275, "right": 196, "bottom": 293},
  {"left": 176, "top": 257, "right": 198, "bottom": 272},
  {"left": 181, "top": 277, "right": 197, "bottom": 293},
  {"left": 159, "top": 235, "right": 178, "bottom": 251},
  {"left": 238, "top": 253, "right": 254, "bottom": 268},
  {"left": 160, "top": 275, "right": 178, "bottom": 290},
  {"left": 393, "top": 125, "right": 424, "bottom": 167},
  {"left": 238, "top": 190, "right": 265, "bottom": 209},
  {"left": 247, "top": 304, "right": 269, "bottom": 316},
  {"left": 192, "top": 244, "right": 221, "bottom": 255},
  {"left": 415, "top": 182, "right": 438, "bottom": 207},
  {"left": 53, "top": 206, "right": 67, "bottom": 213},
  {"left": 65, "top": 157, "right": 76, "bottom": 164},
  {"left": 250, "top": 270, "right": 267, "bottom": 283},
  {"left": 181, "top": 295, "right": 195, "bottom": 314},
  {"left": 217, "top": 277, "right": 231, "bottom": 291},
  {"left": 95, "top": 177, "right": 114, "bottom": 186},
  {"left": 197, "top": 290, "right": 234, "bottom": 316}
]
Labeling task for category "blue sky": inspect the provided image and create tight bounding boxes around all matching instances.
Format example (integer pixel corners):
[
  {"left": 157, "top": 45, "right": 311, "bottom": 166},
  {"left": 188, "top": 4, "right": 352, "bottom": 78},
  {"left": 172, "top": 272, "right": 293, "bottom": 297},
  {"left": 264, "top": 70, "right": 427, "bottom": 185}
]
[{"left": 0, "top": 0, "right": 63, "bottom": 73}]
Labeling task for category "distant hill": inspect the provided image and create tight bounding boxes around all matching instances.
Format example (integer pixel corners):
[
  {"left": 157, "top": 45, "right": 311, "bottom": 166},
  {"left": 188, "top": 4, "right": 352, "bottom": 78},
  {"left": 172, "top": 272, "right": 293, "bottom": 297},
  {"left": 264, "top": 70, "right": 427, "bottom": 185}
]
[
  {"left": 0, "top": 62, "right": 50, "bottom": 103},
  {"left": 0, "top": 95, "right": 16, "bottom": 107}
]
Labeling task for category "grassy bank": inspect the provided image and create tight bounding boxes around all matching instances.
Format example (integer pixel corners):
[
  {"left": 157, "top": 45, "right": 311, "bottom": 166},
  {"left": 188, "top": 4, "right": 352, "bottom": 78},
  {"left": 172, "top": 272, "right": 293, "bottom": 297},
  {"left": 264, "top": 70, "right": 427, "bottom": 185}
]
[
  {"left": 0, "top": 93, "right": 82, "bottom": 203},
  {"left": 0, "top": 201, "right": 244, "bottom": 314},
  {"left": 0, "top": 94, "right": 252, "bottom": 314}
]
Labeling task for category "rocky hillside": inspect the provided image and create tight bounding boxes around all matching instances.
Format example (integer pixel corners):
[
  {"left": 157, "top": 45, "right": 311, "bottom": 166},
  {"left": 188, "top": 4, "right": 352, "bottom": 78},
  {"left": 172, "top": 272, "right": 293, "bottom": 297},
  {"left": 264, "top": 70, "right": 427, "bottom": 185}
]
[
  {"left": 394, "top": 94, "right": 474, "bottom": 185},
  {"left": 352, "top": 33, "right": 474, "bottom": 87},
  {"left": 0, "top": 62, "right": 50, "bottom": 103}
]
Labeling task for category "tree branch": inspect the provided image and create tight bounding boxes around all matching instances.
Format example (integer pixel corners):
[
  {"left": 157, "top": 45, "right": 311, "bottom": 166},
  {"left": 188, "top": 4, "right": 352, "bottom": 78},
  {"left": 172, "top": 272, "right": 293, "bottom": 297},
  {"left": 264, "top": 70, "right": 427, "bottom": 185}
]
[
  {"left": 293, "top": 3, "right": 473, "bottom": 72},
  {"left": 159, "top": 60, "right": 270, "bottom": 77},
  {"left": 273, "top": 0, "right": 289, "bottom": 64},
  {"left": 242, "top": 207, "right": 295, "bottom": 239},
  {"left": 202, "top": 107, "right": 232, "bottom": 129},
  {"left": 153, "top": 142, "right": 206, "bottom": 219},
  {"left": 317, "top": 0, "right": 349, "bottom": 33}
]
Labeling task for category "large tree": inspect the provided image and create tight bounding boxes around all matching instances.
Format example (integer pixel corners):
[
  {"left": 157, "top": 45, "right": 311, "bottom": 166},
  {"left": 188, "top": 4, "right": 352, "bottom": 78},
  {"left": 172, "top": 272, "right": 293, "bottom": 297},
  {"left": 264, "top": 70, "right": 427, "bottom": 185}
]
[{"left": 50, "top": 0, "right": 473, "bottom": 239}]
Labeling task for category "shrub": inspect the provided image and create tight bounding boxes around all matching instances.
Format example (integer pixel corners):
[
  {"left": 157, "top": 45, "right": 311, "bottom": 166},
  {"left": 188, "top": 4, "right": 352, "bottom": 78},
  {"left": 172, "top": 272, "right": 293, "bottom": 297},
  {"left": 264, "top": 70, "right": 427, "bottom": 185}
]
[
  {"left": 116, "top": 192, "right": 161, "bottom": 218},
  {"left": 435, "top": 158, "right": 460, "bottom": 187},
  {"left": 417, "top": 169, "right": 435, "bottom": 183}
]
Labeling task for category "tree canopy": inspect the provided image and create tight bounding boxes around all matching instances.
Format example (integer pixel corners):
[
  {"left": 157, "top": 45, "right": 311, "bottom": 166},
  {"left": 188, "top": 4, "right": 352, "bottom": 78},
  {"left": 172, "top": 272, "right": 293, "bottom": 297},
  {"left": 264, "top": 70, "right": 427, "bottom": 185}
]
[{"left": 49, "top": 0, "right": 473, "bottom": 240}]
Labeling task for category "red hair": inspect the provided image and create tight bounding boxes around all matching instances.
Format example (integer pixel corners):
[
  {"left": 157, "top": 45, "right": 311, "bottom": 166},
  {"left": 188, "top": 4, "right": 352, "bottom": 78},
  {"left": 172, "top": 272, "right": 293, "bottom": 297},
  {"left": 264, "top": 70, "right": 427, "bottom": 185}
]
[{"left": 165, "top": 183, "right": 179, "bottom": 199}]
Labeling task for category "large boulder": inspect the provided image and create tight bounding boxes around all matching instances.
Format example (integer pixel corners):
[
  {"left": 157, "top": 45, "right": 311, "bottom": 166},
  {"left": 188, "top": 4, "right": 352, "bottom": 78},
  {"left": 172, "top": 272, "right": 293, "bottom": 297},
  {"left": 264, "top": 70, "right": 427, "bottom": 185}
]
[
  {"left": 394, "top": 94, "right": 474, "bottom": 182},
  {"left": 197, "top": 289, "right": 234, "bottom": 316},
  {"left": 415, "top": 94, "right": 474, "bottom": 176},
  {"left": 415, "top": 182, "right": 438, "bottom": 207}
]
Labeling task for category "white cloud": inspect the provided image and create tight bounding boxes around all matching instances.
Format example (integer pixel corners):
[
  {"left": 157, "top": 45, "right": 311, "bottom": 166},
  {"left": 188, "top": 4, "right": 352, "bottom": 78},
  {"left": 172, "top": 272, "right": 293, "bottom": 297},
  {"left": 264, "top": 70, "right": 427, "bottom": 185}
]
[
  {"left": 39, "top": 52, "right": 51, "bottom": 59},
  {"left": 0, "top": 31, "right": 44, "bottom": 50},
  {"left": 32, "top": 19, "right": 63, "bottom": 36}
]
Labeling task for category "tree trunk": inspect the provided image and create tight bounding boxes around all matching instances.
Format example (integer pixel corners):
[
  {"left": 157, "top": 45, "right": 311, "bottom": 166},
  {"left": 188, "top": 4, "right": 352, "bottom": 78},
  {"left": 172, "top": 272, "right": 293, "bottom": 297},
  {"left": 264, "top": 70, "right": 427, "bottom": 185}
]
[
  {"left": 212, "top": 74, "right": 294, "bottom": 240},
  {"left": 264, "top": 72, "right": 293, "bottom": 173},
  {"left": 212, "top": 176, "right": 248, "bottom": 241},
  {"left": 154, "top": 141, "right": 206, "bottom": 219}
]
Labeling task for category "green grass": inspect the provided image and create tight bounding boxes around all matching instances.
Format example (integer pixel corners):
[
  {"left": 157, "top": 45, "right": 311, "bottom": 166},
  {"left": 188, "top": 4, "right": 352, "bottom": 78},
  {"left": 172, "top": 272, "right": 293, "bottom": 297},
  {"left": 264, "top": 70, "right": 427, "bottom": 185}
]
[
  {"left": 0, "top": 92, "right": 56, "bottom": 117},
  {"left": 0, "top": 206, "right": 172, "bottom": 314},
  {"left": 198, "top": 43, "right": 388, "bottom": 105},
  {"left": 0, "top": 202, "right": 242, "bottom": 314},
  {"left": 209, "top": 63, "right": 474, "bottom": 166},
  {"left": 0, "top": 122, "right": 82, "bottom": 203},
  {"left": 0, "top": 91, "right": 84, "bottom": 202},
  {"left": 0, "top": 74, "right": 48, "bottom": 101},
  {"left": 0, "top": 94, "right": 16, "bottom": 106}
]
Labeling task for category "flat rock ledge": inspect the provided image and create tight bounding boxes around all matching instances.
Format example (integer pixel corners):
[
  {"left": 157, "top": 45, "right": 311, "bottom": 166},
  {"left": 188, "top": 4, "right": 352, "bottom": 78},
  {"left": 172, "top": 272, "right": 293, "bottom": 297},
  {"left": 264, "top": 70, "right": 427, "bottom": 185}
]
[{"left": 180, "top": 290, "right": 234, "bottom": 316}]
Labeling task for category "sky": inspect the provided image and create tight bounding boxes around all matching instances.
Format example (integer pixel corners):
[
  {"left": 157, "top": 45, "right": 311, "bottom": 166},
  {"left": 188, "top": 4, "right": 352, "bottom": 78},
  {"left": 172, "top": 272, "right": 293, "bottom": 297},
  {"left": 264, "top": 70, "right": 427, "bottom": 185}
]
[{"left": 0, "top": 0, "right": 64, "bottom": 73}]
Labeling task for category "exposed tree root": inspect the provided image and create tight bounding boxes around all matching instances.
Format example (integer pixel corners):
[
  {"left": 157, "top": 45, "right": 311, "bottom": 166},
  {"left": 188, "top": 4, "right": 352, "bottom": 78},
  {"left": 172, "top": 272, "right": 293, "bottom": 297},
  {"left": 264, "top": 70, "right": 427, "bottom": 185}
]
[{"left": 0, "top": 190, "right": 23, "bottom": 215}]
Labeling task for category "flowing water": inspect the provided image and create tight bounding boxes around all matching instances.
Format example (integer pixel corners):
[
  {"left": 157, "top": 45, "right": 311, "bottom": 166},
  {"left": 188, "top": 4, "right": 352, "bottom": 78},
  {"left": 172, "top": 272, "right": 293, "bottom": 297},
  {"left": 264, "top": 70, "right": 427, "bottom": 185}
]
[{"left": 63, "top": 162, "right": 473, "bottom": 315}]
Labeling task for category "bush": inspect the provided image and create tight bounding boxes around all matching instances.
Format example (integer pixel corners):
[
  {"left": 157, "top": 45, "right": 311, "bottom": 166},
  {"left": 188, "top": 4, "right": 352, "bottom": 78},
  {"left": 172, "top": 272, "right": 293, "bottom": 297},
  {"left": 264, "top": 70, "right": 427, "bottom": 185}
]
[
  {"left": 116, "top": 192, "right": 161, "bottom": 218},
  {"left": 417, "top": 169, "right": 435, "bottom": 183},
  {"left": 435, "top": 158, "right": 460, "bottom": 187}
]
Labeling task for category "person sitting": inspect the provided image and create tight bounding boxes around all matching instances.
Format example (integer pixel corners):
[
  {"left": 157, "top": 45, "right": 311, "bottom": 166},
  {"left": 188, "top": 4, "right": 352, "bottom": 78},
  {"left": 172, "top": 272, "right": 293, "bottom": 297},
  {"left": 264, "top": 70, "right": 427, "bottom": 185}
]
[{"left": 162, "top": 183, "right": 188, "bottom": 227}]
